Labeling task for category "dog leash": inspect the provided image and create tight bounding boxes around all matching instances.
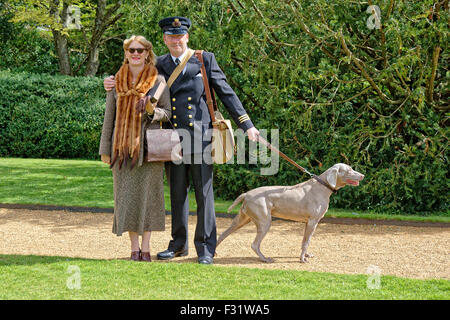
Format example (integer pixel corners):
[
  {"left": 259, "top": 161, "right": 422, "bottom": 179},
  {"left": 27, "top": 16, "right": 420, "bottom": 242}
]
[{"left": 257, "top": 136, "right": 337, "bottom": 193}]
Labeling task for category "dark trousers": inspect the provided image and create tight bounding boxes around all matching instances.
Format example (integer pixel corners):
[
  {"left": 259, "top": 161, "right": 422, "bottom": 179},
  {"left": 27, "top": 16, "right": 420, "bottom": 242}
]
[{"left": 168, "top": 154, "right": 216, "bottom": 257}]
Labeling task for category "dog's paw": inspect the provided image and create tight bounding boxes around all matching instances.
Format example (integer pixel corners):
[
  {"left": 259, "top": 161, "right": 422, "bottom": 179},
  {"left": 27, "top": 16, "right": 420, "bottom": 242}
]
[
  {"left": 299, "top": 256, "right": 309, "bottom": 263},
  {"left": 261, "top": 257, "right": 274, "bottom": 263},
  {"left": 305, "top": 253, "right": 314, "bottom": 258}
]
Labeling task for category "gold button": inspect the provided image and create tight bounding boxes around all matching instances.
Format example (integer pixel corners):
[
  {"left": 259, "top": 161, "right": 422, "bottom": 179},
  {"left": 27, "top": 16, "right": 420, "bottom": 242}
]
[
  {"left": 174, "top": 123, "right": 177, "bottom": 127},
  {"left": 189, "top": 123, "right": 193, "bottom": 127},
  {"left": 173, "top": 115, "right": 176, "bottom": 119},
  {"left": 188, "top": 115, "right": 192, "bottom": 118},
  {"left": 188, "top": 106, "right": 192, "bottom": 109},
  {"left": 172, "top": 107, "right": 176, "bottom": 110},
  {"left": 188, "top": 97, "right": 192, "bottom": 101},
  {"left": 172, "top": 98, "right": 176, "bottom": 102}
]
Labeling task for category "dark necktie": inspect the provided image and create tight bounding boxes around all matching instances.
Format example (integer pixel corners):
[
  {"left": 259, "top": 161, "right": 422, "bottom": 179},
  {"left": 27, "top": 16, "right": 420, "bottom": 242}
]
[{"left": 175, "top": 58, "right": 181, "bottom": 66}]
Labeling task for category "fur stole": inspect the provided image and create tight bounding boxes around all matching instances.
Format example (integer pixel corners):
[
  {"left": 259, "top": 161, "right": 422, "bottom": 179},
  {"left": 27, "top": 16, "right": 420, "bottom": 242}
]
[{"left": 111, "top": 63, "right": 158, "bottom": 169}]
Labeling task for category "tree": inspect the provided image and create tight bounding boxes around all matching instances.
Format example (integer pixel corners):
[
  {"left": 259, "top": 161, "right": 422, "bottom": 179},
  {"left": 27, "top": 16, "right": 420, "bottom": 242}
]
[{"left": 10, "top": 0, "right": 123, "bottom": 76}]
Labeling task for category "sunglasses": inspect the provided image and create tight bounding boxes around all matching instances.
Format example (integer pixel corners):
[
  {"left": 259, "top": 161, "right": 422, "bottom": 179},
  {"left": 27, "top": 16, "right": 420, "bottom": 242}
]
[{"left": 128, "top": 48, "right": 147, "bottom": 54}]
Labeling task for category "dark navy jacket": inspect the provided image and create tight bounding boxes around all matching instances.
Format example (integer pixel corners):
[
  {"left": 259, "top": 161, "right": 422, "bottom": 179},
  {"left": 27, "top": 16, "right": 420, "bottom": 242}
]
[{"left": 156, "top": 51, "right": 253, "bottom": 154}]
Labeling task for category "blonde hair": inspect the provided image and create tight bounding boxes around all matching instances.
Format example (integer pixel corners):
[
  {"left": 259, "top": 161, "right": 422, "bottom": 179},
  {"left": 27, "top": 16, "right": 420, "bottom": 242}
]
[{"left": 123, "top": 35, "right": 156, "bottom": 66}]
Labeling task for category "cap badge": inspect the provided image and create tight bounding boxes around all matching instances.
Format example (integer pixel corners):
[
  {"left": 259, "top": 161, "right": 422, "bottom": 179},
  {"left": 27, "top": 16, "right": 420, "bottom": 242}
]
[{"left": 172, "top": 19, "right": 181, "bottom": 27}]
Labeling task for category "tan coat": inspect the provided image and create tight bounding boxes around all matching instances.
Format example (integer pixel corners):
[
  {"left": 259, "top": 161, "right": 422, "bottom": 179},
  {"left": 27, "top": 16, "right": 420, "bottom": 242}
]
[{"left": 99, "top": 75, "right": 171, "bottom": 235}]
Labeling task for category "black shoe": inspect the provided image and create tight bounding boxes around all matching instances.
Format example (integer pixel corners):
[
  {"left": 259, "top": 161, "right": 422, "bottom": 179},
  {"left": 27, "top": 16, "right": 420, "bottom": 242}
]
[
  {"left": 198, "top": 256, "right": 214, "bottom": 265},
  {"left": 157, "top": 249, "right": 188, "bottom": 260}
]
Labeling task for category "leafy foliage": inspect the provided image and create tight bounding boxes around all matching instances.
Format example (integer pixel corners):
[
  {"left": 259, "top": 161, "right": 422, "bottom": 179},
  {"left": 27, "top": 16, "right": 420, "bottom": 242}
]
[{"left": 0, "top": 3, "right": 59, "bottom": 74}]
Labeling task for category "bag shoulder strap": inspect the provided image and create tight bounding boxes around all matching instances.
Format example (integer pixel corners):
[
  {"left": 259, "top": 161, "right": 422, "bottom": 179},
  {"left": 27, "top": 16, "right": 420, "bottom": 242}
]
[
  {"left": 167, "top": 49, "right": 195, "bottom": 88},
  {"left": 151, "top": 80, "right": 165, "bottom": 101},
  {"left": 145, "top": 79, "right": 165, "bottom": 112},
  {"left": 147, "top": 81, "right": 167, "bottom": 129},
  {"left": 195, "top": 50, "right": 217, "bottom": 123}
]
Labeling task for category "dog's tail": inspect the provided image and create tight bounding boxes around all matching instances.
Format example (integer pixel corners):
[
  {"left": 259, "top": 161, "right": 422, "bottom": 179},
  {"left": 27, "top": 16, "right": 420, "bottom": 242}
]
[{"left": 227, "top": 193, "right": 246, "bottom": 213}]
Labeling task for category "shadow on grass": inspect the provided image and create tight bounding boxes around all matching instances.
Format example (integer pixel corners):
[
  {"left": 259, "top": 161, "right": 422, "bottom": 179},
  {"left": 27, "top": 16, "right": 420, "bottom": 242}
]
[{"left": 0, "top": 254, "right": 106, "bottom": 266}]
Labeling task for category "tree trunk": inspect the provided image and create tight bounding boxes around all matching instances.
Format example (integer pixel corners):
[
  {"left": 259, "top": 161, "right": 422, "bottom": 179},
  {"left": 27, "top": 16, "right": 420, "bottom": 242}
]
[
  {"left": 84, "top": 45, "right": 100, "bottom": 77},
  {"left": 50, "top": 0, "right": 72, "bottom": 76},
  {"left": 52, "top": 31, "right": 73, "bottom": 76},
  {"left": 84, "top": 0, "right": 122, "bottom": 76}
]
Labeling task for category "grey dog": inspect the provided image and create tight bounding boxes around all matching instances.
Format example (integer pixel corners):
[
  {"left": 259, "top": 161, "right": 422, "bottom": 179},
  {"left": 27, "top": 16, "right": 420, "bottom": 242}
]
[{"left": 216, "top": 163, "right": 364, "bottom": 263}]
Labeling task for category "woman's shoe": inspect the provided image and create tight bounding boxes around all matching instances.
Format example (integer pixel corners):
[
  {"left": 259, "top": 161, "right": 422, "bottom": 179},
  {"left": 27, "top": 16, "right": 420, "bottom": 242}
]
[
  {"left": 141, "top": 251, "right": 151, "bottom": 262},
  {"left": 131, "top": 249, "right": 141, "bottom": 261}
]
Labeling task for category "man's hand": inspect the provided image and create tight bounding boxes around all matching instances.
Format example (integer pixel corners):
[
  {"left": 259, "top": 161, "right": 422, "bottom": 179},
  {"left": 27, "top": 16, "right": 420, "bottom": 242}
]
[
  {"left": 104, "top": 75, "right": 116, "bottom": 91},
  {"left": 247, "top": 127, "right": 260, "bottom": 142}
]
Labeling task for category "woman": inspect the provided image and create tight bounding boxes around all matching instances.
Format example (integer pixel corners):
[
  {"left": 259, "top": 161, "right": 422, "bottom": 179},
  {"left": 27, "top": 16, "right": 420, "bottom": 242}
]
[{"left": 99, "top": 35, "right": 171, "bottom": 262}]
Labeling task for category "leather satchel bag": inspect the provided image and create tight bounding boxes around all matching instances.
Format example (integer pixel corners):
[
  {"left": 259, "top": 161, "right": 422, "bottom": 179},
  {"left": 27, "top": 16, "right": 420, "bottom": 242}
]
[{"left": 195, "top": 50, "right": 235, "bottom": 164}]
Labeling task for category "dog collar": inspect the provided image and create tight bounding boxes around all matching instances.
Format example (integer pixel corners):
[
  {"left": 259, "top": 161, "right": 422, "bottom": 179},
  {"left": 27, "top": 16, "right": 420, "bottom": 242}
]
[{"left": 312, "top": 175, "right": 337, "bottom": 194}]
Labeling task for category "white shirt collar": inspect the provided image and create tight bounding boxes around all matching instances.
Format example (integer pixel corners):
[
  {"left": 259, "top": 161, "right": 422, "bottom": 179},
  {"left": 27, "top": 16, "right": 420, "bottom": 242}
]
[{"left": 171, "top": 48, "right": 189, "bottom": 64}]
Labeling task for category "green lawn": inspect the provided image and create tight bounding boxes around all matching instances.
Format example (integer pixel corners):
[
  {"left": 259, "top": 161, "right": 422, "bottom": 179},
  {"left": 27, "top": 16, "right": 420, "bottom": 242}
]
[
  {"left": 0, "top": 157, "right": 448, "bottom": 222},
  {"left": 0, "top": 157, "right": 449, "bottom": 300},
  {"left": 0, "top": 157, "right": 234, "bottom": 214},
  {"left": 1, "top": 254, "right": 448, "bottom": 300}
]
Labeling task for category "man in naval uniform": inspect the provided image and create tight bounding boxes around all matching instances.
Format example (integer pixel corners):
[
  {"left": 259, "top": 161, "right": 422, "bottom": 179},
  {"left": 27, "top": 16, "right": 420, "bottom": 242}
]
[{"left": 104, "top": 16, "right": 259, "bottom": 264}]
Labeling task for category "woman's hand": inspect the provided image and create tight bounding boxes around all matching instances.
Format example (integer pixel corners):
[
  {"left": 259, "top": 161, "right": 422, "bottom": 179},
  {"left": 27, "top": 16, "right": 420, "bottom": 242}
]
[
  {"left": 136, "top": 96, "right": 154, "bottom": 115},
  {"left": 101, "top": 154, "right": 111, "bottom": 165}
]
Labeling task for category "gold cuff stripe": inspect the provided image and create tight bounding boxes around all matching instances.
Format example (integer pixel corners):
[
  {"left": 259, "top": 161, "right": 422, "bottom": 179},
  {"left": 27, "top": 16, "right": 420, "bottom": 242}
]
[{"left": 238, "top": 114, "right": 250, "bottom": 123}]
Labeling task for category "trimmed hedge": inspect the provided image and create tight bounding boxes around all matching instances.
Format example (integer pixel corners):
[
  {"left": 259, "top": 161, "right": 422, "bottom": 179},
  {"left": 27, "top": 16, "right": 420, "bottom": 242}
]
[{"left": 0, "top": 70, "right": 104, "bottom": 159}]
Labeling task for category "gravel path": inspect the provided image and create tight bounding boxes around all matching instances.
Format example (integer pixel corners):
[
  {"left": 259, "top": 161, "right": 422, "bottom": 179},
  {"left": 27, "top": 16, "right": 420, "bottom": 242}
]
[{"left": 0, "top": 208, "right": 448, "bottom": 280}]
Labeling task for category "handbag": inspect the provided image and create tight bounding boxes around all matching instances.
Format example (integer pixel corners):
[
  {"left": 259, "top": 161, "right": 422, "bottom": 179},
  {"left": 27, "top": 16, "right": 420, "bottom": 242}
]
[
  {"left": 145, "top": 123, "right": 182, "bottom": 162},
  {"left": 195, "top": 50, "right": 235, "bottom": 164},
  {"left": 145, "top": 81, "right": 183, "bottom": 162}
]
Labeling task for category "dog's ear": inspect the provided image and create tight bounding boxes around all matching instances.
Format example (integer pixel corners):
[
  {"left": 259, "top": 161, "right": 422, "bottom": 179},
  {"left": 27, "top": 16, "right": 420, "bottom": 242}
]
[{"left": 326, "top": 167, "right": 339, "bottom": 189}]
